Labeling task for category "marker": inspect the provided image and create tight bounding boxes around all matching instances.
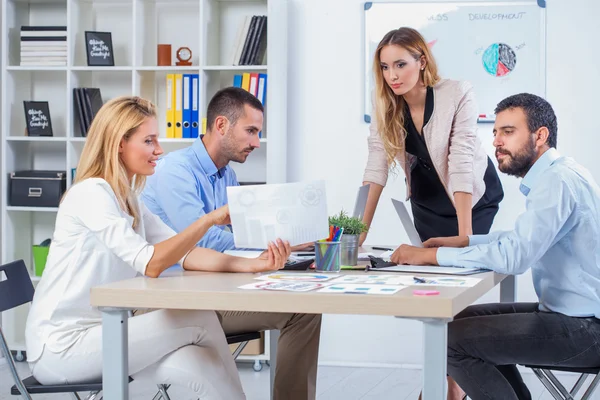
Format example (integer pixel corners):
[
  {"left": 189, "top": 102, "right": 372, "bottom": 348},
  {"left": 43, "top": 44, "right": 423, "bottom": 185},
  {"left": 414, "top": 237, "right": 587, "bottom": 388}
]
[
  {"left": 413, "top": 289, "right": 440, "bottom": 296},
  {"left": 478, "top": 114, "right": 495, "bottom": 121}
]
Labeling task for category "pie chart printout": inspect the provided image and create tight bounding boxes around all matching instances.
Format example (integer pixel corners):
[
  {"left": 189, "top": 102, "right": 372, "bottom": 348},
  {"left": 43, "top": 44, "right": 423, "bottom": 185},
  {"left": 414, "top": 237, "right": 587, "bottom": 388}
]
[{"left": 483, "top": 43, "right": 517, "bottom": 77}]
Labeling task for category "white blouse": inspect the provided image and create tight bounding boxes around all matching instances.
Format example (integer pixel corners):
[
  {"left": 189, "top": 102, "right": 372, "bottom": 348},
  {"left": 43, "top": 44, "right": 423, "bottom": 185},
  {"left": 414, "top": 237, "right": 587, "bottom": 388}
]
[{"left": 25, "top": 178, "right": 184, "bottom": 363}]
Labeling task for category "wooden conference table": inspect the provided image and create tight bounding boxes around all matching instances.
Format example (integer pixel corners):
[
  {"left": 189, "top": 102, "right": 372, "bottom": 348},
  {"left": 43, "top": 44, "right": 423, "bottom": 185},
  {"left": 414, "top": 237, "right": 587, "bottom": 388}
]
[{"left": 90, "top": 246, "right": 515, "bottom": 400}]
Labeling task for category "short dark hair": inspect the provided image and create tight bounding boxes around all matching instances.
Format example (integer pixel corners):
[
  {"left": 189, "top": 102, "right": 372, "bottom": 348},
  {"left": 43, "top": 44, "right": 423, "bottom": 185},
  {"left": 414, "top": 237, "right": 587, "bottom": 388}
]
[
  {"left": 494, "top": 93, "right": 558, "bottom": 148},
  {"left": 206, "top": 87, "right": 263, "bottom": 131}
]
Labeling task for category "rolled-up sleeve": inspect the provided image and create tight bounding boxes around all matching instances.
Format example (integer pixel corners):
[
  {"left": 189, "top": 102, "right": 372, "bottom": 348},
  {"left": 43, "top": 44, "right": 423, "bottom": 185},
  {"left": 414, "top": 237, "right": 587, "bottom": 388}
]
[
  {"left": 73, "top": 181, "right": 155, "bottom": 275},
  {"left": 447, "top": 81, "right": 478, "bottom": 194},
  {"left": 363, "top": 94, "right": 390, "bottom": 187},
  {"left": 141, "top": 202, "right": 190, "bottom": 266}
]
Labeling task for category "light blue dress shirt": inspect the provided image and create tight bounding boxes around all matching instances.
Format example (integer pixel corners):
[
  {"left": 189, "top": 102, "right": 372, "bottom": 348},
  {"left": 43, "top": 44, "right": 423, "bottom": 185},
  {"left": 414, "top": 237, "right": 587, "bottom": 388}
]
[
  {"left": 141, "top": 137, "right": 240, "bottom": 252},
  {"left": 437, "top": 148, "right": 600, "bottom": 318}
]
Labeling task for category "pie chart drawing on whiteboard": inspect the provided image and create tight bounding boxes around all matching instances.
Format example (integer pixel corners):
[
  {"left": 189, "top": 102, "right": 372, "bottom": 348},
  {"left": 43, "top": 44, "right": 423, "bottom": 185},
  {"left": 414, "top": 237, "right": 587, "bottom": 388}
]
[{"left": 482, "top": 43, "right": 516, "bottom": 77}]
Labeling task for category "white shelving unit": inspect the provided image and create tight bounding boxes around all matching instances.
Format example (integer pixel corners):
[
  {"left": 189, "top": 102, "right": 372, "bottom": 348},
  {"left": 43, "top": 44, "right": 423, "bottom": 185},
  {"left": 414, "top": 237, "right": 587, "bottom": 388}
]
[{"left": 1, "top": 0, "right": 288, "bottom": 368}]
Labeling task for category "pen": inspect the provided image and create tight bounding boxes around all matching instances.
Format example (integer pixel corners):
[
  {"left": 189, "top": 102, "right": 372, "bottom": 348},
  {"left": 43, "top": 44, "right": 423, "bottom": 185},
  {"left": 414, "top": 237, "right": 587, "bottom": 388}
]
[
  {"left": 296, "top": 253, "right": 315, "bottom": 256},
  {"left": 373, "top": 246, "right": 393, "bottom": 251},
  {"left": 413, "top": 277, "right": 427, "bottom": 284}
]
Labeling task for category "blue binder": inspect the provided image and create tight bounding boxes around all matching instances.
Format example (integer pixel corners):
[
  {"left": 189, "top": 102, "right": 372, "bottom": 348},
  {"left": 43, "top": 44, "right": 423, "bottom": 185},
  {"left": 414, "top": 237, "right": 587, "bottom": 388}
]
[
  {"left": 182, "top": 74, "right": 193, "bottom": 138},
  {"left": 191, "top": 74, "right": 200, "bottom": 138}
]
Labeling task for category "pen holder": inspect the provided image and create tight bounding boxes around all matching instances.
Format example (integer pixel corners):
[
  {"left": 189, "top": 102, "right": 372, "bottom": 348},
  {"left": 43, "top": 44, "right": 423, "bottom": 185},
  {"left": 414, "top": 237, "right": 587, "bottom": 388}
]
[{"left": 314, "top": 241, "right": 341, "bottom": 273}]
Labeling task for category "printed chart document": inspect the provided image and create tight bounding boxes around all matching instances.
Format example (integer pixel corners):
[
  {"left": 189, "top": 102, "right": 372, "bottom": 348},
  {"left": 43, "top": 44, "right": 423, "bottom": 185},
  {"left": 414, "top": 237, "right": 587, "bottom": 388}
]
[
  {"left": 227, "top": 180, "right": 329, "bottom": 248},
  {"left": 318, "top": 284, "right": 405, "bottom": 295}
]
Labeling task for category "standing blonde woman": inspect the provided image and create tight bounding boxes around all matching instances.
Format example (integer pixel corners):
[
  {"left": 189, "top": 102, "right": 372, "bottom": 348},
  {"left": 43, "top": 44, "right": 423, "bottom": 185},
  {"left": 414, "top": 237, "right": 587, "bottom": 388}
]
[
  {"left": 361, "top": 27, "right": 503, "bottom": 246},
  {"left": 361, "top": 27, "right": 504, "bottom": 399},
  {"left": 25, "top": 96, "right": 290, "bottom": 399}
]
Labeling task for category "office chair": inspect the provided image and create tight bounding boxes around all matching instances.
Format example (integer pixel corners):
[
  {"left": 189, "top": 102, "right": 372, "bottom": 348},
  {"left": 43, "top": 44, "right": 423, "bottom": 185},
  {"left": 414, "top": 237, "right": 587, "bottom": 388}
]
[{"left": 524, "top": 364, "right": 600, "bottom": 399}]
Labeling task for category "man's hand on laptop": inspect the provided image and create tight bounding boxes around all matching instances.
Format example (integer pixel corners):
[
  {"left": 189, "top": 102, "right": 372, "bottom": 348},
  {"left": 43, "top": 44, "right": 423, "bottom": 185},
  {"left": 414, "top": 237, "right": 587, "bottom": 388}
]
[
  {"left": 423, "top": 236, "right": 469, "bottom": 249},
  {"left": 251, "top": 239, "right": 292, "bottom": 272},
  {"left": 390, "top": 244, "right": 438, "bottom": 266}
]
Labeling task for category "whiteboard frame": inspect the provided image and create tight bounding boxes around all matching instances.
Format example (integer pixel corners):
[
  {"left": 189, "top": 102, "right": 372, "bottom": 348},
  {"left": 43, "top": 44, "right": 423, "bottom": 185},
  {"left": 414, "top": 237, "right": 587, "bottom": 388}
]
[{"left": 363, "top": 0, "right": 547, "bottom": 124}]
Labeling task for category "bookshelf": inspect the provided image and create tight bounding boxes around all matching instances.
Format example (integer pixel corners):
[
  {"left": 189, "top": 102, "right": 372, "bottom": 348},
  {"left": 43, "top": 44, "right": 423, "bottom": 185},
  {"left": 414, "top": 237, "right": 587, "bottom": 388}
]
[{"left": 1, "top": 0, "right": 288, "bottom": 368}]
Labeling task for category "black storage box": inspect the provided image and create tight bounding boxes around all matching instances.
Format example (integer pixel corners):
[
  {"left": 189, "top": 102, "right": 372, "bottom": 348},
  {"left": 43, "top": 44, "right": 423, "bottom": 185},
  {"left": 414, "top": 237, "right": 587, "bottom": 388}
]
[{"left": 9, "top": 170, "right": 67, "bottom": 207}]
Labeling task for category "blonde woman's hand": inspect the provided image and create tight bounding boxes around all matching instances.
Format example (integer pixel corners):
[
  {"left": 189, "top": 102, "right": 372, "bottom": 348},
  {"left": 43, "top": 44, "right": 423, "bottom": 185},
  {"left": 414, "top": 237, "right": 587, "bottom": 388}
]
[
  {"left": 209, "top": 205, "right": 231, "bottom": 226},
  {"left": 251, "top": 239, "right": 291, "bottom": 272}
]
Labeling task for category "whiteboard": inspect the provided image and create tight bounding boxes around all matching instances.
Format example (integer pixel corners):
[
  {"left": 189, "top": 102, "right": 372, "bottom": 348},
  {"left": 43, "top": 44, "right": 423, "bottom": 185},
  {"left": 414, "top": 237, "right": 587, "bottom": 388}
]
[{"left": 364, "top": 1, "right": 546, "bottom": 123}]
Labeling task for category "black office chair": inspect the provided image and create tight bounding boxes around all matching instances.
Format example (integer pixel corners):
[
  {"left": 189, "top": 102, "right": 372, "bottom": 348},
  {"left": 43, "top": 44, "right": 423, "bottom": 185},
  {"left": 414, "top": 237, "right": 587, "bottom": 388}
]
[
  {"left": 523, "top": 364, "right": 600, "bottom": 399},
  {"left": 1, "top": 259, "right": 262, "bottom": 400}
]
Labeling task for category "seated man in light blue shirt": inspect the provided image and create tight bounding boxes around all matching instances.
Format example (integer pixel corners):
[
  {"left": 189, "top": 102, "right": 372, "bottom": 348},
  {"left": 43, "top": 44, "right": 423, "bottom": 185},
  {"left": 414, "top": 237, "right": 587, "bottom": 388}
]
[
  {"left": 391, "top": 93, "right": 600, "bottom": 399},
  {"left": 141, "top": 87, "right": 321, "bottom": 400}
]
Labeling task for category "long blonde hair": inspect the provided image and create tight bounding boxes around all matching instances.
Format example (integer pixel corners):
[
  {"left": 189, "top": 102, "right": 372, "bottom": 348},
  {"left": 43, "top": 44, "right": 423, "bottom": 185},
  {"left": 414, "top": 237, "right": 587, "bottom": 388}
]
[
  {"left": 73, "top": 96, "right": 157, "bottom": 228},
  {"left": 373, "top": 27, "right": 441, "bottom": 168}
]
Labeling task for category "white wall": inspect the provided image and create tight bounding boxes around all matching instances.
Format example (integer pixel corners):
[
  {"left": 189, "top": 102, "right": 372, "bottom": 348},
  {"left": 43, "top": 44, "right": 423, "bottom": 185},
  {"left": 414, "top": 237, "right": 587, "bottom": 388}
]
[{"left": 286, "top": 0, "right": 600, "bottom": 366}]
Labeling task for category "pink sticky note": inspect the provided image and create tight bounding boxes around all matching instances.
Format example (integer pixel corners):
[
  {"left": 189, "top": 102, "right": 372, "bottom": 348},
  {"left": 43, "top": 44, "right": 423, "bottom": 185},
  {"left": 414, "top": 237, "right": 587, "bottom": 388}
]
[{"left": 413, "top": 289, "right": 440, "bottom": 296}]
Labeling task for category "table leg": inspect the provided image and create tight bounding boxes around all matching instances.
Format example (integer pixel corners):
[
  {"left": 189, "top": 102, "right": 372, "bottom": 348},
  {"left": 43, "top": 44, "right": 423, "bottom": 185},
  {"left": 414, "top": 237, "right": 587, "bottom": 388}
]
[
  {"left": 269, "top": 329, "right": 279, "bottom": 400},
  {"left": 500, "top": 274, "right": 516, "bottom": 303},
  {"left": 422, "top": 319, "right": 448, "bottom": 400},
  {"left": 101, "top": 309, "right": 129, "bottom": 400}
]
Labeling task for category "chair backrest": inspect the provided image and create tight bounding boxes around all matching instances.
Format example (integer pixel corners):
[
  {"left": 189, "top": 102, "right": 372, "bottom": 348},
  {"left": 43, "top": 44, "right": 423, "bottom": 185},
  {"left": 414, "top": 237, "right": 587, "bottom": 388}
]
[{"left": 0, "top": 260, "right": 35, "bottom": 313}]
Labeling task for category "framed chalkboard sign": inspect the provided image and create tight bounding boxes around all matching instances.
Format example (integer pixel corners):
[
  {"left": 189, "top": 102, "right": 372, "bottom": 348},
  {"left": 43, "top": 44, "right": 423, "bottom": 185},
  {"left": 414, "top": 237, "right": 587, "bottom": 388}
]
[
  {"left": 85, "top": 31, "right": 114, "bottom": 66},
  {"left": 23, "top": 101, "right": 53, "bottom": 137}
]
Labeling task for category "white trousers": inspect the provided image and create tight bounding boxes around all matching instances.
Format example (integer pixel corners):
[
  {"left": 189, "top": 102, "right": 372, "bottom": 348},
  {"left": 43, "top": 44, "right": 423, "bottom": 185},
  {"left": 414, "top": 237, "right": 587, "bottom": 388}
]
[{"left": 29, "top": 309, "right": 246, "bottom": 400}]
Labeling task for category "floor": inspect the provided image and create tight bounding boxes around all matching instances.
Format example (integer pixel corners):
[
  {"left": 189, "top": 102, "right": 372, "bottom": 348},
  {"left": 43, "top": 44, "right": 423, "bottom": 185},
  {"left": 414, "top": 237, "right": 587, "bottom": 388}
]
[{"left": 0, "top": 359, "right": 593, "bottom": 399}]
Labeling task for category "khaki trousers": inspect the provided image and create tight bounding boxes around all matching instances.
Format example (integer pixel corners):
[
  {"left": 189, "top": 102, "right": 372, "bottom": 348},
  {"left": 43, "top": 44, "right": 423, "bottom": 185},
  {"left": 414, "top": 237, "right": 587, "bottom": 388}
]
[{"left": 218, "top": 311, "right": 322, "bottom": 400}]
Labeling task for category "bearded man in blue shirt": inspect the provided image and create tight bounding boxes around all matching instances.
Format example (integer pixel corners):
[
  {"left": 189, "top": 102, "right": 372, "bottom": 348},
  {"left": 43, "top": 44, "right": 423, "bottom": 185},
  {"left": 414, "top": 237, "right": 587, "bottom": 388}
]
[
  {"left": 142, "top": 87, "right": 321, "bottom": 400},
  {"left": 393, "top": 93, "right": 600, "bottom": 399}
]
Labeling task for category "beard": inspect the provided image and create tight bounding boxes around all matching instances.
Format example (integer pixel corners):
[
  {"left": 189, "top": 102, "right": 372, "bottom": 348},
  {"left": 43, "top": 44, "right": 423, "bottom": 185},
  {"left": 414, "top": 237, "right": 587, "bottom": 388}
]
[
  {"left": 222, "top": 129, "right": 254, "bottom": 164},
  {"left": 496, "top": 137, "right": 537, "bottom": 178}
]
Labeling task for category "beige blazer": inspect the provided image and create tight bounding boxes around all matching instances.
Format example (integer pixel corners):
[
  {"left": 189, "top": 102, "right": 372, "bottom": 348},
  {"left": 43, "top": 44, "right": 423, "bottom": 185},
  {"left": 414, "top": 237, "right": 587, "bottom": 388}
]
[{"left": 363, "top": 79, "right": 488, "bottom": 206}]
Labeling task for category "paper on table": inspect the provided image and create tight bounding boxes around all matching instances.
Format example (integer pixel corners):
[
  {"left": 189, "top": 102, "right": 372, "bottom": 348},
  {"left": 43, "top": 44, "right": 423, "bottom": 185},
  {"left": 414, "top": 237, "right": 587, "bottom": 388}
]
[
  {"left": 380, "top": 250, "right": 395, "bottom": 259},
  {"left": 239, "top": 281, "right": 326, "bottom": 292},
  {"left": 318, "top": 284, "right": 405, "bottom": 295},
  {"left": 330, "top": 274, "right": 407, "bottom": 285},
  {"left": 227, "top": 180, "right": 329, "bottom": 249},
  {"left": 388, "top": 275, "right": 481, "bottom": 287},
  {"left": 255, "top": 272, "right": 337, "bottom": 282}
]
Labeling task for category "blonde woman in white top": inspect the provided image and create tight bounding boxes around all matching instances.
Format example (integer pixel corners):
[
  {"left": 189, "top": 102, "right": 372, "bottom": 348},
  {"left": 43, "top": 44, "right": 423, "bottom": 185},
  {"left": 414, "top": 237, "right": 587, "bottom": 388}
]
[{"left": 25, "top": 96, "right": 290, "bottom": 399}]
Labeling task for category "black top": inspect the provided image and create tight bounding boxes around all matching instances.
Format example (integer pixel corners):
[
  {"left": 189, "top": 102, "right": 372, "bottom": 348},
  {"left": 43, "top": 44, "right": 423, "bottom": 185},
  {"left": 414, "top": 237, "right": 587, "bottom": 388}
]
[{"left": 403, "top": 87, "right": 504, "bottom": 241}]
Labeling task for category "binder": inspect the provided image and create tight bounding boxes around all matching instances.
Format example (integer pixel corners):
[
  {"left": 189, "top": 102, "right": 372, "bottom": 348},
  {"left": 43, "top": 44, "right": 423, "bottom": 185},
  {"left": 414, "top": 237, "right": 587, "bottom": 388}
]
[
  {"left": 191, "top": 74, "right": 200, "bottom": 138},
  {"left": 166, "top": 74, "right": 175, "bottom": 138},
  {"left": 257, "top": 73, "right": 267, "bottom": 105},
  {"left": 182, "top": 74, "right": 192, "bottom": 138},
  {"left": 233, "top": 74, "right": 243, "bottom": 88},
  {"left": 249, "top": 73, "right": 259, "bottom": 96},
  {"left": 202, "top": 118, "right": 207, "bottom": 135},
  {"left": 174, "top": 74, "right": 183, "bottom": 138},
  {"left": 241, "top": 73, "right": 250, "bottom": 91}
]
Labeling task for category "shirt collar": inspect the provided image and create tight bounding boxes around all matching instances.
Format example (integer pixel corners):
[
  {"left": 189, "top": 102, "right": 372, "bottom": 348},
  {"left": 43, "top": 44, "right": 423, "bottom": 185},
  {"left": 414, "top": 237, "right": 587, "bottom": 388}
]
[
  {"left": 520, "top": 148, "right": 561, "bottom": 196},
  {"left": 192, "top": 135, "right": 227, "bottom": 179}
]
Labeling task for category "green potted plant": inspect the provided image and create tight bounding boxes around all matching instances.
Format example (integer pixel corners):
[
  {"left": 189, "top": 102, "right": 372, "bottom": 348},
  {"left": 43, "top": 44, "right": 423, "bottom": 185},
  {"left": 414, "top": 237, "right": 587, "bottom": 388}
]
[{"left": 328, "top": 210, "right": 369, "bottom": 266}]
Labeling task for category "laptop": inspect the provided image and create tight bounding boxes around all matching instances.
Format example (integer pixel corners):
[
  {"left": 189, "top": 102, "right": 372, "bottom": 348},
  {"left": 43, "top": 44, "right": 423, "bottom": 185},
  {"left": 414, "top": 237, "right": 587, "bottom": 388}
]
[
  {"left": 371, "top": 198, "right": 489, "bottom": 275},
  {"left": 391, "top": 198, "right": 423, "bottom": 247},
  {"left": 352, "top": 184, "right": 370, "bottom": 219}
]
